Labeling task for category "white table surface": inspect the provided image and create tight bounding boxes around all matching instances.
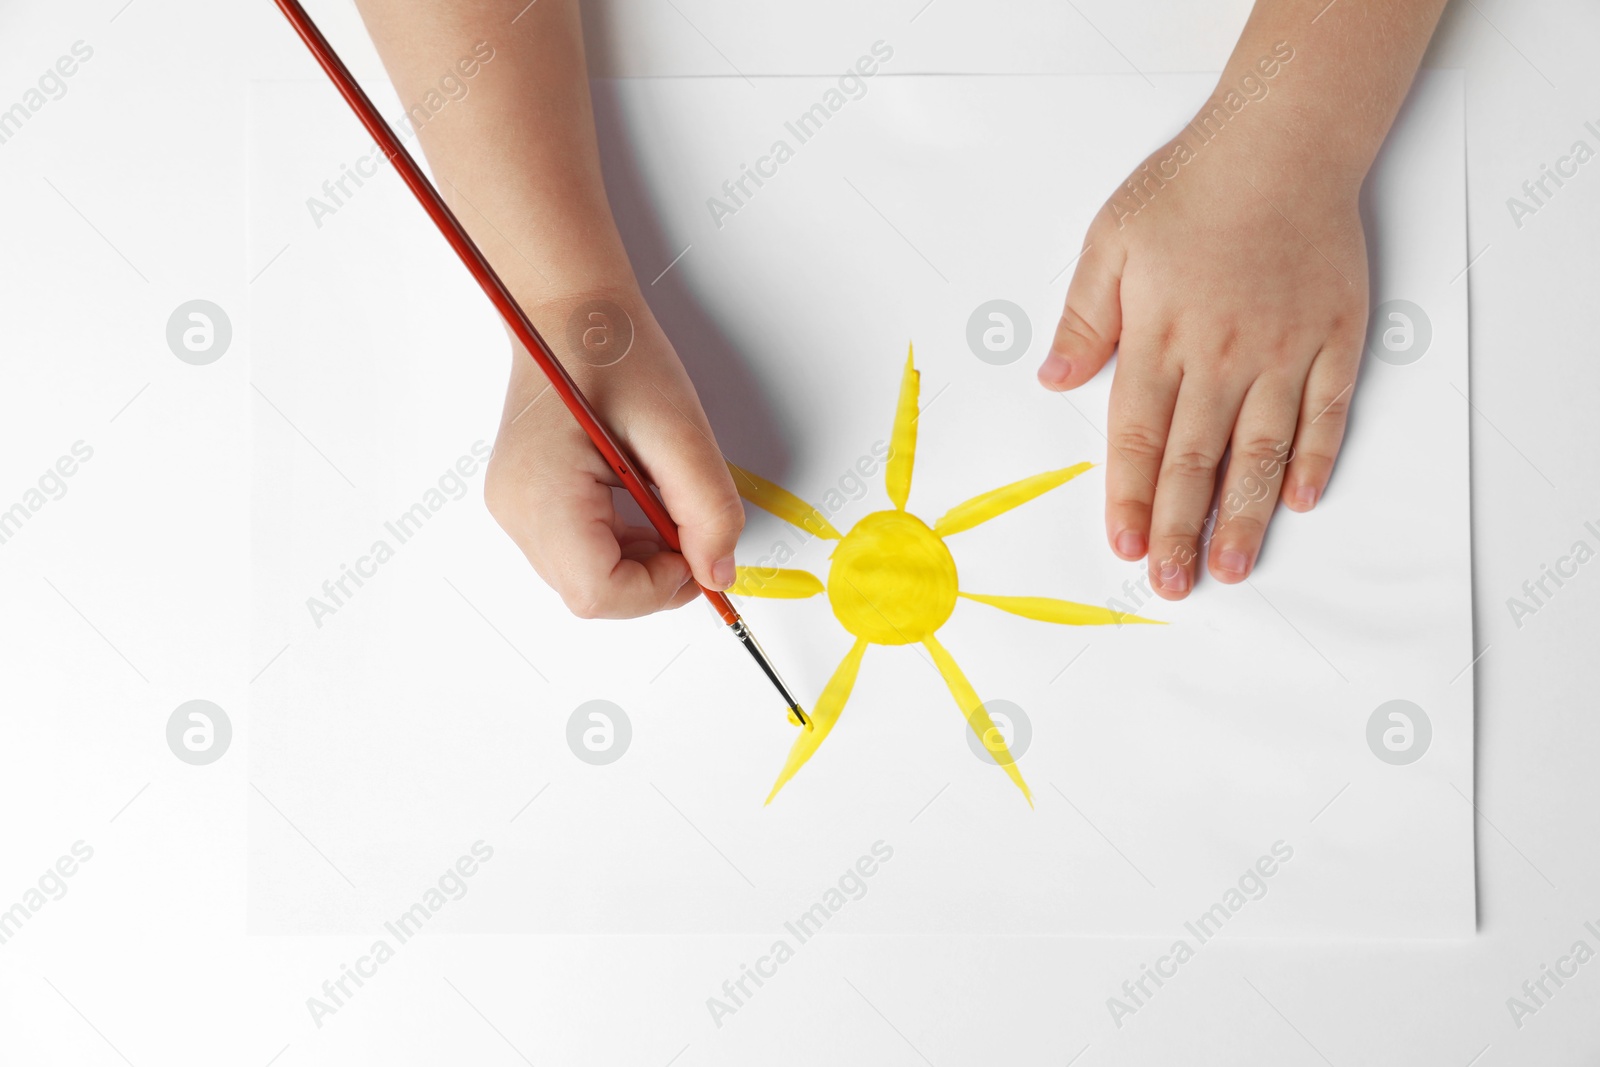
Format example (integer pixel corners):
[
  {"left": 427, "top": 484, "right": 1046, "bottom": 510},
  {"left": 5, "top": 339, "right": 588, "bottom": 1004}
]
[{"left": 1, "top": 0, "right": 1596, "bottom": 1064}]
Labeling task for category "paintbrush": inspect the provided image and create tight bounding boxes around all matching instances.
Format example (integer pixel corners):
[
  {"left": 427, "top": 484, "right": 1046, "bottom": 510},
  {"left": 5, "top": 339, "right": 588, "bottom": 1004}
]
[{"left": 271, "top": 0, "right": 809, "bottom": 729}]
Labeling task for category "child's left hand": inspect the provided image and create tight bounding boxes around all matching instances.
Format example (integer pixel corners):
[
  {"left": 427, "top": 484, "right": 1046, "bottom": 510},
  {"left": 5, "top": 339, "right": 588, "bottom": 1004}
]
[{"left": 1038, "top": 116, "right": 1369, "bottom": 600}]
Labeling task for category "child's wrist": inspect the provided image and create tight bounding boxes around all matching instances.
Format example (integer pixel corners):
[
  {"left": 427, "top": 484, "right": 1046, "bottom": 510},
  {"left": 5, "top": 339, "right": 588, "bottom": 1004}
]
[
  {"left": 507, "top": 279, "right": 652, "bottom": 379},
  {"left": 1186, "top": 85, "right": 1370, "bottom": 201},
  {"left": 1201, "top": 50, "right": 1377, "bottom": 196},
  {"left": 517, "top": 276, "right": 643, "bottom": 326}
]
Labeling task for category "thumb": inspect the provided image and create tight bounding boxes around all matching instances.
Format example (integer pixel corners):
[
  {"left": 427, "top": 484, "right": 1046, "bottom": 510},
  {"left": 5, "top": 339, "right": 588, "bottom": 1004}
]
[
  {"left": 645, "top": 414, "right": 745, "bottom": 592},
  {"left": 1038, "top": 241, "right": 1123, "bottom": 391}
]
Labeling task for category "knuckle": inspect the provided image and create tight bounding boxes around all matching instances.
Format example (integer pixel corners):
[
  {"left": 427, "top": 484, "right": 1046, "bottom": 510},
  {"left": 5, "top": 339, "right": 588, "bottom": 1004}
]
[
  {"left": 1153, "top": 516, "right": 1203, "bottom": 544},
  {"left": 1307, "top": 390, "right": 1352, "bottom": 424},
  {"left": 1233, "top": 435, "right": 1293, "bottom": 469},
  {"left": 1108, "top": 495, "right": 1153, "bottom": 519},
  {"left": 1207, "top": 322, "right": 1244, "bottom": 357},
  {"left": 1161, "top": 448, "right": 1221, "bottom": 481},
  {"left": 1111, "top": 424, "right": 1167, "bottom": 467},
  {"left": 1145, "top": 316, "right": 1184, "bottom": 350},
  {"left": 1330, "top": 307, "right": 1367, "bottom": 341},
  {"left": 563, "top": 595, "right": 603, "bottom": 621},
  {"left": 1214, "top": 510, "right": 1266, "bottom": 544},
  {"left": 561, "top": 577, "right": 613, "bottom": 621},
  {"left": 1291, "top": 448, "right": 1335, "bottom": 475},
  {"left": 1235, "top": 435, "right": 1286, "bottom": 463},
  {"left": 1055, "top": 304, "right": 1107, "bottom": 351},
  {"left": 693, "top": 495, "right": 746, "bottom": 540}
]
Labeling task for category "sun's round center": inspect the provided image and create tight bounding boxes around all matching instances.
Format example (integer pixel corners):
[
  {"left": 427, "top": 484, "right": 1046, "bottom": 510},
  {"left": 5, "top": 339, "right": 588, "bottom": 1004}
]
[{"left": 826, "top": 510, "right": 958, "bottom": 645}]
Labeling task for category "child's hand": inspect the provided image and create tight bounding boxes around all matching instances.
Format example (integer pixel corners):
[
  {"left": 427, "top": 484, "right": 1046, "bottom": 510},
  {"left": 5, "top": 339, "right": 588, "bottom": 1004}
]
[
  {"left": 484, "top": 289, "right": 743, "bottom": 619},
  {"left": 354, "top": 0, "right": 747, "bottom": 620},
  {"left": 1039, "top": 119, "right": 1369, "bottom": 601},
  {"left": 1035, "top": 0, "right": 1452, "bottom": 602}
]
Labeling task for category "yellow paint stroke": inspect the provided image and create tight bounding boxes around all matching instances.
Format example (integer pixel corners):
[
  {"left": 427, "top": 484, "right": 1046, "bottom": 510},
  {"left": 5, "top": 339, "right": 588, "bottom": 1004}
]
[
  {"left": 733, "top": 345, "right": 1161, "bottom": 805},
  {"left": 727, "top": 462, "right": 842, "bottom": 539},
  {"left": 933, "top": 463, "right": 1096, "bottom": 537},
  {"left": 731, "top": 567, "right": 825, "bottom": 599},
  {"left": 924, "top": 634, "right": 1032, "bottom": 806},
  {"left": 885, "top": 344, "right": 919, "bottom": 511},
  {"left": 828, "top": 511, "right": 957, "bottom": 645},
  {"left": 958, "top": 592, "right": 1165, "bottom": 626},
  {"left": 766, "top": 638, "right": 869, "bottom": 804}
]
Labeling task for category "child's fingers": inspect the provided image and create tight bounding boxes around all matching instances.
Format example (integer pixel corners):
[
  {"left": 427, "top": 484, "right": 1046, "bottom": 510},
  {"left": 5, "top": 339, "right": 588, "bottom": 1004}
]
[
  {"left": 1104, "top": 342, "right": 1178, "bottom": 562},
  {"left": 610, "top": 519, "right": 703, "bottom": 609},
  {"left": 1039, "top": 241, "right": 1124, "bottom": 391},
  {"left": 634, "top": 394, "right": 745, "bottom": 592},
  {"left": 1145, "top": 371, "right": 1244, "bottom": 600},
  {"left": 1206, "top": 372, "right": 1302, "bottom": 583},
  {"left": 1285, "top": 343, "right": 1361, "bottom": 511},
  {"left": 614, "top": 520, "right": 663, "bottom": 552},
  {"left": 542, "top": 505, "right": 694, "bottom": 619},
  {"left": 489, "top": 466, "right": 694, "bottom": 619}
]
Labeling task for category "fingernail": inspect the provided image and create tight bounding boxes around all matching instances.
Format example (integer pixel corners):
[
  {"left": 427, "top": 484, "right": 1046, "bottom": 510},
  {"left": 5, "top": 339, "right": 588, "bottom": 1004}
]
[
  {"left": 1115, "top": 530, "right": 1146, "bottom": 559},
  {"left": 1294, "top": 485, "right": 1318, "bottom": 509},
  {"left": 1158, "top": 562, "right": 1189, "bottom": 593},
  {"left": 712, "top": 556, "right": 736, "bottom": 590},
  {"left": 1218, "top": 549, "right": 1250, "bottom": 576},
  {"left": 1038, "top": 352, "right": 1072, "bottom": 385}
]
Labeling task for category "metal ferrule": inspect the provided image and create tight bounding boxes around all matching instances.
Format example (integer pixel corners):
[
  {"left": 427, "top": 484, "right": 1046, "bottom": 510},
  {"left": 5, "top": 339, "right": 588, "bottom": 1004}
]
[{"left": 730, "top": 619, "right": 810, "bottom": 728}]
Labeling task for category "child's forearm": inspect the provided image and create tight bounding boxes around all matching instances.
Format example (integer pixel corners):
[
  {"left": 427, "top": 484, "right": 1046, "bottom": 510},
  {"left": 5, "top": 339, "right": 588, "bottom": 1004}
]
[
  {"left": 1211, "top": 0, "right": 1450, "bottom": 188},
  {"left": 353, "top": 0, "right": 748, "bottom": 615},
  {"left": 352, "top": 0, "right": 631, "bottom": 303}
]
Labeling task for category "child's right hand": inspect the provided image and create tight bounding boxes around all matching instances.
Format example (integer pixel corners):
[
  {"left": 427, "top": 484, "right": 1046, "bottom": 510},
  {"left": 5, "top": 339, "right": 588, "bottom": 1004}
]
[
  {"left": 350, "top": 2, "right": 744, "bottom": 620},
  {"left": 483, "top": 288, "right": 745, "bottom": 619}
]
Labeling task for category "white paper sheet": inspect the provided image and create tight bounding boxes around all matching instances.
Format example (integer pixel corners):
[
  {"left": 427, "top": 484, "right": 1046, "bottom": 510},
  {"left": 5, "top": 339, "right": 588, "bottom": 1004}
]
[{"left": 249, "top": 71, "right": 1472, "bottom": 938}]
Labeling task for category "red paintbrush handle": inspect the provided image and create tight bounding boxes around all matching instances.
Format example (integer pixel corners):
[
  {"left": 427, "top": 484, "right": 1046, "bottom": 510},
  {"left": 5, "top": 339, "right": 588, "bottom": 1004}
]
[{"left": 273, "top": 0, "right": 739, "bottom": 626}]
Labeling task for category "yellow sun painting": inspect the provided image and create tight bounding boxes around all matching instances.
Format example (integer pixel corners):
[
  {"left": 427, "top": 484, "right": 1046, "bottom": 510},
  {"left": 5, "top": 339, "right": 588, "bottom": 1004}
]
[{"left": 728, "top": 345, "right": 1163, "bottom": 807}]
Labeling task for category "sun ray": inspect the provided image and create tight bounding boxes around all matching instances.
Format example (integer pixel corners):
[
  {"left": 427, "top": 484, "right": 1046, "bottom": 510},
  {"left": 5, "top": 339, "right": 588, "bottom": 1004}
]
[
  {"left": 923, "top": 634, "right": 1032, "bottom": 806},
  {"left": 727, "top": 462, "right": 842, "bottom": 539},
  {"left": 932, "top": 462, "right": 1095, "bottom": 537},
  {"left": 958, "top": 592, "right": 1165, "bottom": 626},
  {"left": 765, "top": 638, "right": 869, "bottom": 804},
  {"left": 885, "top": 344, "right": 919, "bottom": 511},
  {"left": 730, "top": 567, "right": 825, "bottom": 599}
]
